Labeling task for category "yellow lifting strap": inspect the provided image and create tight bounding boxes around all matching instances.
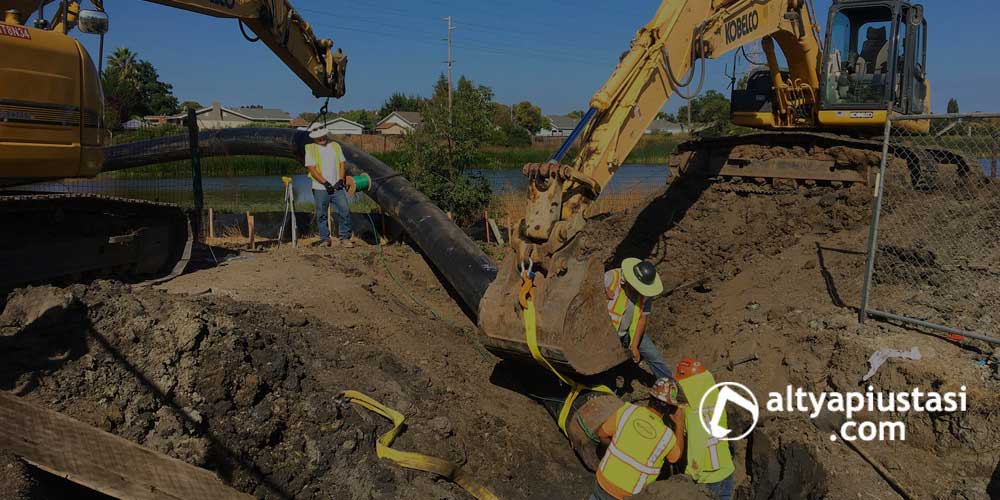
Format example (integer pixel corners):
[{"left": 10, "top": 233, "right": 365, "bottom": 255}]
[
  {"left": 520, "top": 275, "right": 613, "bottom": 435},
  {"left": 337, "top": 391, "right": 500, "bottom": 500}
]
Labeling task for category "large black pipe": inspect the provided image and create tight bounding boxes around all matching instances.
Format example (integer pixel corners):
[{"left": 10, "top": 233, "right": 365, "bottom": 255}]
[{"left": 103, "top": 128, "right": 498, "bottom": 318}]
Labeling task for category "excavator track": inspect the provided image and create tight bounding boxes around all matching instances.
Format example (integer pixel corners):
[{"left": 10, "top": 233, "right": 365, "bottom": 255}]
[
  {"left": 669, "top": 131, "right": 983, "bottom": 189},
  {"left": 0, "top": 194, "right": 192, "bottom": 292}
]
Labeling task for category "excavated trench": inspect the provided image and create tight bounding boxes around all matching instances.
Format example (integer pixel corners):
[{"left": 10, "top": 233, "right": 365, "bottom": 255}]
[{"left": 2, "top": 132, "right": 999, "bottom": 498}]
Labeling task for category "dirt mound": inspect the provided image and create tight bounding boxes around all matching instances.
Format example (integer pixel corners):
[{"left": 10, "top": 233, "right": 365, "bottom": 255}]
[
  {"left": 0, "top": 451, "right": 33, "bottom": 500},
  {"left": 0, "top": 281, "right": 584, "bottom": 499},
  {"left": 2, "top": 172, "right": 998, "bottom": 499}
]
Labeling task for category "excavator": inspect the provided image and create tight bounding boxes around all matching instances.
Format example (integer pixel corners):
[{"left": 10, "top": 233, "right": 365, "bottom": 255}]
[
  {"left": 475, "top": 0, "right": 980, "bottom": 466},
  {"left": 0, "top": 0, "right": 346, "bottom": 289}
]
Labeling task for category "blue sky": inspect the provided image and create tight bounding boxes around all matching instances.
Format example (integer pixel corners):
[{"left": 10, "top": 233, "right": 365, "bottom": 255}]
[{"left": 76, "top": 0, "right": 999, "bottom": 117}]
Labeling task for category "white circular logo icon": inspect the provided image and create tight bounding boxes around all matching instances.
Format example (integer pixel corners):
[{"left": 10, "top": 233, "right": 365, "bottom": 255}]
[{"left": 698, "top": 382, "right": 760, "bottom": 441}]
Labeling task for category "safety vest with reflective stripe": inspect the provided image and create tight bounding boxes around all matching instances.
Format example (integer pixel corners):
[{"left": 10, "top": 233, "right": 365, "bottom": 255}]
[
  {"left": 605, "top": 269, "right": 645, "bottom": 338},
  {"left": 597, "top": 404, "right": 676, "bottom": 499},
  {"left": 306, "top": 142, "right": 345, "bottom": 185},
  {"left": 678, "top": 371, "right": 735, "bottom": 484}
]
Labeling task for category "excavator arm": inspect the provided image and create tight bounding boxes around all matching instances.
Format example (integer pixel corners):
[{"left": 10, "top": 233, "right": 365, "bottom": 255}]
[
  {"left": 9, "top": 0, "right": 346, "bottom": 98},
  {"left": 516, "top": 0, "right": 823, "bottom": 267},
  {"left": 479, "top": 0, "right": 825, "bottom": 376}
]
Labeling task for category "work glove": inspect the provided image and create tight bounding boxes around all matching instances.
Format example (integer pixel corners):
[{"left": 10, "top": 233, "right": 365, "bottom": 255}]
[
  {"left": 323, "top": 181, "right": 337, "bottom": 195},
  {"left": 333, "top": 179, "right": 347, "bottom": 191}
]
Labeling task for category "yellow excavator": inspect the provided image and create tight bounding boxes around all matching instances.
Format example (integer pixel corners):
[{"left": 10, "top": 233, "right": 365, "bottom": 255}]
[
  {"left": 478, "top": 0, "right": 985, "bottom": 467},
  {"left": 0, "top": 0, "right": 345, "bottom": 289},
  {"left": 481, "top": 0, "right": 948, "bottom": 379}
]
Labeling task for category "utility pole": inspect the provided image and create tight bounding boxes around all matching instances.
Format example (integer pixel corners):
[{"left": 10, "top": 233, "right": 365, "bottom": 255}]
[{"left": 444, "top": 16, "right": 455, "bottom": 124}]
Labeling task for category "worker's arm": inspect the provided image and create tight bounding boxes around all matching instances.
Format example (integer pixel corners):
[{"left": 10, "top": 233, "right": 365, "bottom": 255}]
[
  {"left": 629, "top": 299, "right": 652, "bottom": 362},
  {"left": 597, "top": 411, "right": 618, "bottom": 447},
  {"left": 665, "top": 408, "right": 685, "bottom": 464}
]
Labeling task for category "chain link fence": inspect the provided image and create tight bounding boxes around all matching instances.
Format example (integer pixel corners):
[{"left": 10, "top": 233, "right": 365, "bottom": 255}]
[{"left": 860, "top": 113, "right": 1000, "bottom": 342}]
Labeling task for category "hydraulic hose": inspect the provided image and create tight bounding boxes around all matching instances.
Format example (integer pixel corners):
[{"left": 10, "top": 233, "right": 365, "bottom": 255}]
[{"left": 102, "top": 128, "right": 498, "bottom": 319}]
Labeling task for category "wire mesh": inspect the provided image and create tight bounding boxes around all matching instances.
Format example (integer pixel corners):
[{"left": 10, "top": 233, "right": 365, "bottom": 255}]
[{"left": 861, "top": 114, "right": 1000, "bottom": 336}]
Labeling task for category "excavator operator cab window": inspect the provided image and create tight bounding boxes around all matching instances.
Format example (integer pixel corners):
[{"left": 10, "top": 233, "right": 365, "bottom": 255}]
[{"left": 822, "top": 5, "right": 896, "bottom": 109}]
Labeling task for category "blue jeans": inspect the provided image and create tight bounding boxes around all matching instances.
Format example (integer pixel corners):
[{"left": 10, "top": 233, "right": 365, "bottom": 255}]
[
  {"left": 313, "top": 188, "right": 352, "bottom": 241},
  {"left": 587, "top": 480, "right": 617, "bottom": 500},
  {"left": 626, "top": 332, "right": 673, "bottom": 380},
  {"left": 705, "top": 473, "right": 735, "bottom": 500}
]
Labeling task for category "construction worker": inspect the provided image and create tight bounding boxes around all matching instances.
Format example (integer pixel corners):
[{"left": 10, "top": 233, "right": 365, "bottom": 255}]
[
  {"left": 305, "top": 127, "right": 353, "bottom": 248},
  {"left": 589, "top": 377, "right": 687, "bottom": 500},
  {"left": 675, "top": 358, "right": 735, "bottom": 500},
  {"left": 605, "top": 258, "right": 672, "bottom": 379}
]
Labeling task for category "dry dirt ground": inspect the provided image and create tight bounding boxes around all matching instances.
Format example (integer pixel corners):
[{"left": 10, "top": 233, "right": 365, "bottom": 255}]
[{"left": 2, "top": 175, "right": 999, "bottom": 499}]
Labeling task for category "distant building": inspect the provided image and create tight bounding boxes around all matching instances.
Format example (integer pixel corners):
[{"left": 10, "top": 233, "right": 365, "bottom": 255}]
[
  {"left": 289, "top": 117, "right": 309, "bottom": 128},
  {"left": 537, "top": 115, "right": 579, "bottom": 137},
  {"left": 376, "top": 111, "right": 423, "bottom": 135},
  {"left": 645, "top": 119, "right": 686, "bottom": 135},
  {"left": 165, "top": 102, "right": 291, "bottom": 129},
  {"left": 123, "top": 118, "right": 148, "bottom": 130},
  {"left": 143, "top": 115, "right": 168, "bottom": 126},
  {"left": 304, "top": 117, "right": 364, "bottom": 135}
]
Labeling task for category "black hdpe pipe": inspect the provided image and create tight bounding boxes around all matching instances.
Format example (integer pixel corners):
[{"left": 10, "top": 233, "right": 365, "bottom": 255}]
[{"left": 103, "top": 128, "right": 498, "bottom": 319}]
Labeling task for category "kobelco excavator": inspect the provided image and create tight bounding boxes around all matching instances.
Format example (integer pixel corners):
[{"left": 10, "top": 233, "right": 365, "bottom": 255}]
[
  {"left": 0, "top": 0, "right": 345, "bottom": 289},
  {"left": 477, "top": 0, "right": 977, "bottom": 459}
]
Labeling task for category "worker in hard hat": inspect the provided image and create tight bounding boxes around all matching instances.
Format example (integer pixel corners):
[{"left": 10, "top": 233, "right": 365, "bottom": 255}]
[
  {"left": 605, "top": 258, "right": 672, "bottom": 379},
  {"left": 306, "top": 127, "right": 353, "bottom": 248},
  {"left": 675, "top": 358, "right": 735, "bottom": 500},
  {"left": 589, "top": 377, "right": 687, "bottom": 500}
]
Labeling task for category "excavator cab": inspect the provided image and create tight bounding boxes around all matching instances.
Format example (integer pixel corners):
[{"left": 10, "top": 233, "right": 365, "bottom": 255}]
[{"left": 819, "top": 0, "right": 928, "bottom": 121}]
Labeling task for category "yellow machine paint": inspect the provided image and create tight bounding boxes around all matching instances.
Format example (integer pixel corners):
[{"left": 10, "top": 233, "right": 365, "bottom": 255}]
[{"left": 0, "top": 22, "right": 105, "bottom": 182}]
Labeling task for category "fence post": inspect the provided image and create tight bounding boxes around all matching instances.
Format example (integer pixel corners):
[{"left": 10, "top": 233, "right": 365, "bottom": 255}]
[
  {"left": 992, "top": 132, "right": 998, "bottom": 178},
  {"left": 186, "top": 108, "right": 205, "bottom": 240},
  {"left": 858, "top": 118, "right": 894, "bottom": 323}
]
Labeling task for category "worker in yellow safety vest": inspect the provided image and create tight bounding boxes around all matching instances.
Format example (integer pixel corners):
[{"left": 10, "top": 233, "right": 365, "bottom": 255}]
[
  {"left": 676, "top": 358, "right": 736, "bottom": 500},
  {"left": 305, "top": 127, "right": 353, "bottom": 248},
  {"left": 605, "top": 258, "right": 672, "bottom": 379},
  {"left": 589, "top": 377, "right": 687, "bottom": 500}
]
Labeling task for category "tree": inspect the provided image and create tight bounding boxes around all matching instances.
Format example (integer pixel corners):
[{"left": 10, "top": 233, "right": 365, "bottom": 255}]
[
  {"left": 101, "top": 48, "right": 178, "bottom": 129},
  {"left": 397, "top": 74, "right": 492, "bottom": 223},
  {"left": 656, "top": 111, "right": 676, "bottom": 121},
  {"left": 298, "top": 112, "right": 319, "bottom": 123},
  {"left": 947, "top": 98, "right": 960, "bottom": 114},
  {"left": 512, "top": 101, "right": 545, "bottom": 134},
  {"left": 378, "top": 92, "right": 422, "bottom": 119},
  {"left": 337, "top": 109, "right": 377, "bottom": 132},
  {"left": 179, "top": 101, "right": 203, "bottom": 111},
  {"left": 675, "top": 90, "right": 732, "bottom": 135},
  {"left": 567, "top": 110, "right": 586, "bottom": 120}
]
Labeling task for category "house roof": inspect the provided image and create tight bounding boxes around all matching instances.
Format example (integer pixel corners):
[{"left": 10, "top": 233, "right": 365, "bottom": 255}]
[
  {"left": 234, "top": 107, "right": 292, "bottom": 121},
  {"left": 377, "top": 111, "right": 423, "bottom": 128},
  {"left": 546, "top": 115, "right": 579, "bottom": 130},
  {"left": 315, "top": 117, "right": 364, "bottom": 129}
]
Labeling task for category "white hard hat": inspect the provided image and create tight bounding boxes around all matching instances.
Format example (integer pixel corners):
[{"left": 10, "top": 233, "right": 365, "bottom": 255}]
[{"left": 309, "top": 127, "right": 331, "bottom": 139}]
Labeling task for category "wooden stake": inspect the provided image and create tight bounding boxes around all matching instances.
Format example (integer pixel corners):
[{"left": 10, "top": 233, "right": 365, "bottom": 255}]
[
  {"left": 208, "top": 208, "right": 215, "bottom": 239},
  {"left": 484, "top": 210, "right": 490, "bottom": 244},
  {"left": 246, "top": 212, "right": 255, "bottom": 249}
]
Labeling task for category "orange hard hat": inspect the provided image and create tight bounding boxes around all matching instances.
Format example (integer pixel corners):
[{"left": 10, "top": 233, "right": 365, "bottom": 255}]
[{"left": 676, "top": 357, "right": 706, "bottom": 380}]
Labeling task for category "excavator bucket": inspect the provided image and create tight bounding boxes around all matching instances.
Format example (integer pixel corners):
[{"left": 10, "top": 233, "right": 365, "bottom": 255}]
[{"left": 478, "top": 253, "right": 628, "bottom": 377}]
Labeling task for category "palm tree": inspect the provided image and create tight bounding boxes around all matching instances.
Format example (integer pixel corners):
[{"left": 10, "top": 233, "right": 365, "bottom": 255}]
[{"left": 101, "top": 48, "right": 141, "bottom": 130}]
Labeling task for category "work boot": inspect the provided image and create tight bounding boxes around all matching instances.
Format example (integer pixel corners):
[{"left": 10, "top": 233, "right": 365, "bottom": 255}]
[{"left": 311, "top": 240, "right": 329, "bottom": 248}]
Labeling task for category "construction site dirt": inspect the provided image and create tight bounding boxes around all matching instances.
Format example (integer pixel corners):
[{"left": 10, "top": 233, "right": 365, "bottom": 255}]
[{"left": 2, "top": 176, "right": 998, "bottom": 499}]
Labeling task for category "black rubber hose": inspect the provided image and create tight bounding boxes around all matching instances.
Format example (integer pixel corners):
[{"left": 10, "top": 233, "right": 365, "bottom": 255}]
[{"left": 102, "top": 128, "right": 498, "bottom": 319}]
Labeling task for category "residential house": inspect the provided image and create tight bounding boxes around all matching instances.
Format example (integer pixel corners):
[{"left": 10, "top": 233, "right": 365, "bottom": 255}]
[
  {"left": 143, "top": 115, "right": 168, "bottom": 126},
  {"left": 537, "top": 115, "right": 579, "bottom": 137},
  {"left": 123, "top": 118, "right": 148, "bottom": 130},
  {"left": 165, "top": 102, "right": 291, "bottom": 129},
  {"left": 304, "top": 117, "right": 364, "bottom": 135},
  {"left": 376, "top": 111, "right": 423, "bottom": 135},
  {"left": 290, "top": 117, "right": 309, "bottom": 128}
]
